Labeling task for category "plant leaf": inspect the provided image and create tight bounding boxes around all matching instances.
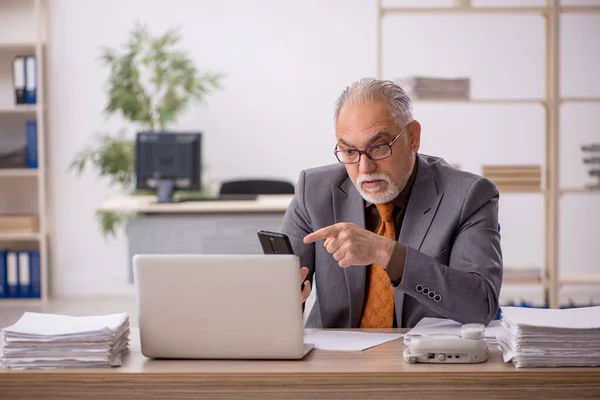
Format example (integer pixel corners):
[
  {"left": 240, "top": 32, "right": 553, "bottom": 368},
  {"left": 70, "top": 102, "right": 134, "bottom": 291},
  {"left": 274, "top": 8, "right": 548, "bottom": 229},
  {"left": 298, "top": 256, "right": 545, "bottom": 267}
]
[
  {"left": 69, "top": 132, "right": 135, "bottom": 189},
  {"left": 96, "top": 210, "right": 131, "bottom": 239}
]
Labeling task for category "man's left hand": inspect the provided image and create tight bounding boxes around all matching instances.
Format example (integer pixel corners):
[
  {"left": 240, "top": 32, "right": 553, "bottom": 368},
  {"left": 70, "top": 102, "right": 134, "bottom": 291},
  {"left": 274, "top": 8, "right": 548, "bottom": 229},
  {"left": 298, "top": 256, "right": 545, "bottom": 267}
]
[{"left": 303, "top": 222, "right": 396, "bottom": 268}]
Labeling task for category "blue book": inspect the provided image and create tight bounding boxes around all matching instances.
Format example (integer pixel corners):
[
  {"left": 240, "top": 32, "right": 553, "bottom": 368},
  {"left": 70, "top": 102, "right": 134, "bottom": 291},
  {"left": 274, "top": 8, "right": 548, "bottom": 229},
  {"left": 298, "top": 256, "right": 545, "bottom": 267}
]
[
  {"left": 29, "top": 251, "right": 41, "bottom": 299},
  {"left": 0, "top": 251, "right": 6, "bottom": 299},
  {"left": 24, "top": 55, "right": 37, "bottom": 104},
  {"left": 26, "top": 120, "right": 38, "bottom": 168}
]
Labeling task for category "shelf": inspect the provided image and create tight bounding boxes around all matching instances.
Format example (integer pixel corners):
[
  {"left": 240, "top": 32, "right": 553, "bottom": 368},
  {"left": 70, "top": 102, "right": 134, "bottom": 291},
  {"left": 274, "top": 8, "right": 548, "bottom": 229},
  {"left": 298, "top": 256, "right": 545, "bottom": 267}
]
[
  {"left": 1, "top": 0, "right": 50, "bottom": 305},
  {"left": 561, "top": 97, "right": 600, "bottom": 103},
  {"left": 0, "top": 169, "right": 38, "bottom": 178},
  {"left": 381, "top": 6, "right": 600, "bottom": 16},
  {"left": 411, "top": 98, "right": 599, "bottom": 106},
  {"left": 560, "top": 188, "right": 600, "bottom": 195},
  {"left": 503, "top": 266, "right": 544, "bottom": 285},
  {"left": 497, "top": 187, "right": 545, "bottom": 194},
  {"left": 560, "top": 276, "right": 600, "bottom": 285},
  {"left": 0, "top": 105, "right": 39, "bottom": 114},
  {"left": 0, "top": 42, "right": 37, "bottom": 52},
  {"left": 0, "top": 232, "right": 40, "bottom": 242},
  {"left": 377, "top": 0, "right": 600, "bottom": 309},
  {"left": 503, "top": 278, "right": 545, "bottom": 285},
  {"left": 0, "top": 298, "right": 43, "bottom": 305},
  {"left": 560, "top": 6, "right": 600, "bottom": 14},
  {"left": 381, "top": 7, "right": 548, "bottom": 16},
  {"left": 412, "top": 98, "right": 545, "bottom": 105}
]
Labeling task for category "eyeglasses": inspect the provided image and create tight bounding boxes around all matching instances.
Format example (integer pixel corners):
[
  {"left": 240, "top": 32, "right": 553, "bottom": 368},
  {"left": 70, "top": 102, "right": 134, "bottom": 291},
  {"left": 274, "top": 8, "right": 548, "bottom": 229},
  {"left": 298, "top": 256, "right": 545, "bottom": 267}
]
[{"left": 333, "top": 123, "right": 410, "bottom": 165}]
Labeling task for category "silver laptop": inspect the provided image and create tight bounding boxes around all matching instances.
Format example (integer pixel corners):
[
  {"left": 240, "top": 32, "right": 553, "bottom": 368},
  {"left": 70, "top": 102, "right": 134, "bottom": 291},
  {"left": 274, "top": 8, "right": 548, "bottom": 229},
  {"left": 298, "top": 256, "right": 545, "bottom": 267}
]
[{"left": 133, "top": 253, "right": 314, "bottom": 359}]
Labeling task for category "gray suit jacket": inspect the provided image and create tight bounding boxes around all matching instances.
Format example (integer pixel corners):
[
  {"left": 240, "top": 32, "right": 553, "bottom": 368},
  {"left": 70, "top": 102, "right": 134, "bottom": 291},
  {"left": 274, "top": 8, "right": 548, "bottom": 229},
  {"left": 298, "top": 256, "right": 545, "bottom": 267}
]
[{"left": 281, "top": 153, "right": 503, "bottom": 328}]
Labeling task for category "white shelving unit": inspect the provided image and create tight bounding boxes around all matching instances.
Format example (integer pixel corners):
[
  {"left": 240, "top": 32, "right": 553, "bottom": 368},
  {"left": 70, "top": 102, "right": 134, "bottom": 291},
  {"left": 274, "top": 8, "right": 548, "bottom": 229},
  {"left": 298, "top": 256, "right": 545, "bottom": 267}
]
[
  {"left": 376, "top": 0, "right": 600, "bottom": 309},
  {"left": 0, "top": 0, "right": 49, "bottom": 304}
]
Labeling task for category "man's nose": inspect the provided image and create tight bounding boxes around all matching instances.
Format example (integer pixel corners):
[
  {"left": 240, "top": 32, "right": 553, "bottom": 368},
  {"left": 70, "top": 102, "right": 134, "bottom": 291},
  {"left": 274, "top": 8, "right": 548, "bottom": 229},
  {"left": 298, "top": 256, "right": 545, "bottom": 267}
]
[{"left": 358, "top": 153, "right": 376, "bottom": 174}]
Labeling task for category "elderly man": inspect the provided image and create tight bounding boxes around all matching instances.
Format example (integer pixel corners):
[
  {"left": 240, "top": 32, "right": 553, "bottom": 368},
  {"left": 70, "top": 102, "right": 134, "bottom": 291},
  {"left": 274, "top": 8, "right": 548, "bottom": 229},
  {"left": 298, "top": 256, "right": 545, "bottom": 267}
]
[{"left": 281, "top": 77, "right": 503, "bottom": 329}]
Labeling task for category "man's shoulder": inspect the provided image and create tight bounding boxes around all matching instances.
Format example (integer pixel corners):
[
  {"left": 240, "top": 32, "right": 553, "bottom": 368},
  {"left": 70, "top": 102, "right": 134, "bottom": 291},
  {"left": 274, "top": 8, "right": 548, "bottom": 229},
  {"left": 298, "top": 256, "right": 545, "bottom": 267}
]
[
  {"left": 420, "top": 154, "right": 498, "bottom": 197},
  {"left": 301, "top": 163, "right": 349, "bottom": 186}
]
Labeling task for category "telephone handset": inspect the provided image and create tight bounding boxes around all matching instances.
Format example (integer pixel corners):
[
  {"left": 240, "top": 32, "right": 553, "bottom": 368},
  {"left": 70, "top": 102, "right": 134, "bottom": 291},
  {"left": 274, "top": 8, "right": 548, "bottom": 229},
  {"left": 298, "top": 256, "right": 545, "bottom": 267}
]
[{"left": 403, "top": 323, "right": 490, "bottom": 364}]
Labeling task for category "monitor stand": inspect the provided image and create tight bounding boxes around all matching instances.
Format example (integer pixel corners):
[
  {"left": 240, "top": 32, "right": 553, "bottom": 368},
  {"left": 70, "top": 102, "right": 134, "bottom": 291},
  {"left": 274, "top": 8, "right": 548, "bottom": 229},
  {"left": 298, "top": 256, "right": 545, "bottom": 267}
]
[{"left": 156, "top": 179, "right": 175, "bottom": 203}]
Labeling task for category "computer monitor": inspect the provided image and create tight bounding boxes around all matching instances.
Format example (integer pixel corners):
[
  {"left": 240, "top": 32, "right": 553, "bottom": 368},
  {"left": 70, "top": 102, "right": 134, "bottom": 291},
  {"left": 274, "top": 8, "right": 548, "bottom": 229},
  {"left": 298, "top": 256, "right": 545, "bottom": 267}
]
[{"left": 135, "top": 132, "right": 202, "bottom": 203}]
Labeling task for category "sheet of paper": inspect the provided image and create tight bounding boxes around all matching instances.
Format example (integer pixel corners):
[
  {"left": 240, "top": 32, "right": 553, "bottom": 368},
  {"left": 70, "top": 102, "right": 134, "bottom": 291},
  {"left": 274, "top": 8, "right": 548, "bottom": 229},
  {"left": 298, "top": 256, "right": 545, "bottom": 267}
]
[
  {"left": 303, "top": 330, "right": 403, "bottom": 351},
  {"left": 496, "top": 331, "right": 518, "bottom": 362},
  {"left": 500, "top": 306, "right": 600, "bottom": 329},
  {"left": 2, "top": 312, "right": 129, "bottom": 337}
]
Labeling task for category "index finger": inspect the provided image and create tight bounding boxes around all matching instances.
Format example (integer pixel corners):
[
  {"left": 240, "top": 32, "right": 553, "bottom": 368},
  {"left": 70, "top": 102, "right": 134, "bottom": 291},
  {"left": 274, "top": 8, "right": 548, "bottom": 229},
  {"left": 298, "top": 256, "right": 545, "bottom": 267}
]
[{"left": 303, "top": 224, "right": 344, "bottom": 244}]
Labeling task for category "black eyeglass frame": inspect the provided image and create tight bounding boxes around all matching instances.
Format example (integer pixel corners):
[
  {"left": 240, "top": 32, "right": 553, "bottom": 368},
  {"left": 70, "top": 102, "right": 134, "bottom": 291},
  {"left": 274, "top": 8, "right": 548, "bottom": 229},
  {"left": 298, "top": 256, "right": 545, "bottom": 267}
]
[{"left": 333, "top": 122, "right": 411, "bottom": 165}]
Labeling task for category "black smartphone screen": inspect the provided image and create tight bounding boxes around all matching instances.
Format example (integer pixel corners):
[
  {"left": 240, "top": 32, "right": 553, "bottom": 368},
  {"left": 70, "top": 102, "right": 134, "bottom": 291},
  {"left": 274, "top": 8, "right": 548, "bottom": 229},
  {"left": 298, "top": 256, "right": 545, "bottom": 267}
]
[
  {"left": 257, "top": 230, "right": 295, "bottom": 255},
  {"left": 257, "top": 230, "right": 304, "bottom": 291}
]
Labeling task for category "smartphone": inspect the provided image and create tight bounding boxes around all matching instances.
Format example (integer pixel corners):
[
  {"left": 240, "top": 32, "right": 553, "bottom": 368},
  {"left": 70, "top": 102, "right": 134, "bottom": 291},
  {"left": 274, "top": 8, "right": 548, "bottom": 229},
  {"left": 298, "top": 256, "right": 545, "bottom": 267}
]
[
  {"left": 257, "top": 230, "right": 295, "bottom": 255},
  {"left": 257, "top": 230, "right": 304, "bottom": 291}
]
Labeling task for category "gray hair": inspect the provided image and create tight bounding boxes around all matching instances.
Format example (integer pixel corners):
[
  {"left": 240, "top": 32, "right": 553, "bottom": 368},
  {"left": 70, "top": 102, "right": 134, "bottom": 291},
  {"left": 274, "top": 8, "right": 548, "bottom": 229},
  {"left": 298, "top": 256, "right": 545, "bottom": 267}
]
[{"left": 334, "top": 77, "right": 413, "bottom": 128}]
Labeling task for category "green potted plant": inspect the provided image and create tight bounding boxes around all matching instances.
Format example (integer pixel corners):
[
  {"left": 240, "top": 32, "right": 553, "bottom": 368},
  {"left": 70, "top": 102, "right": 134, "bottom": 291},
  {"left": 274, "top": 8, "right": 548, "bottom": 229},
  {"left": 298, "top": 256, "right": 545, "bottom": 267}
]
[{"left": 70, "top": 23, "right": 222, "bottom": 238}]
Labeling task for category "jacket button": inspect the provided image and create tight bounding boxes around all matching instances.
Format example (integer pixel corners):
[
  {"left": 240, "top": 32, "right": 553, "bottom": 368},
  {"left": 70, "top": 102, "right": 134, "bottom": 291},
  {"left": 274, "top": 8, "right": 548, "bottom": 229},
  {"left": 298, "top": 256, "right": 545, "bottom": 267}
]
[
  {"left": 422, "top": 287, "right": 429, "bottom": 295},
  {"left": 416, "top": 284, "right": 423, "bottom": 292},
  {"left": 434, "top": 294, "right": 442, "bottom": 302},
  {"left": 428, "top": 291, "right": 435, "bottom": 299}
]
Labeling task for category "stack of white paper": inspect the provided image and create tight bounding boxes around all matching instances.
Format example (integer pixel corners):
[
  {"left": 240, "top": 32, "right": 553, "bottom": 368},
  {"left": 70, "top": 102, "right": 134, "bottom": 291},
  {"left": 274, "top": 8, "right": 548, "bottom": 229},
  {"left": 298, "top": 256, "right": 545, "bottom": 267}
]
[
  {"left": 0, "top": 312, "right": 130, "bottom": 370},
  {"left": 404, "top": 317, "right": 503, "bottom": 346},
  {"left": 497, "top": 306, "right": 600, "bottom": 368}
]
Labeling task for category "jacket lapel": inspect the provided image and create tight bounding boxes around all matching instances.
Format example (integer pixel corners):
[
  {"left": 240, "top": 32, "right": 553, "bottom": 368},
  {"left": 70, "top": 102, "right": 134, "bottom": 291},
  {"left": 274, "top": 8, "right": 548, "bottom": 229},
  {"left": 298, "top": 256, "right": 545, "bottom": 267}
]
[
  {"left": 399, "top": 155, "right": 444, "bottom": 251},
  {"left": 332, "top": 177, "right": 366, "bottom": 328},
  {"left": 395, "top": 155, "right": 443, "bottom": 327}
]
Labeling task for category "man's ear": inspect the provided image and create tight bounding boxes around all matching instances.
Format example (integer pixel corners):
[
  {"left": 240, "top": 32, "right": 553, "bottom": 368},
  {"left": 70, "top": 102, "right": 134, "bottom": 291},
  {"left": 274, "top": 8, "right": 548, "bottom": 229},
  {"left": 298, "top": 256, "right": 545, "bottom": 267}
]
[{"left": 409, "top": 120, "right": 421, "bottom": 152}]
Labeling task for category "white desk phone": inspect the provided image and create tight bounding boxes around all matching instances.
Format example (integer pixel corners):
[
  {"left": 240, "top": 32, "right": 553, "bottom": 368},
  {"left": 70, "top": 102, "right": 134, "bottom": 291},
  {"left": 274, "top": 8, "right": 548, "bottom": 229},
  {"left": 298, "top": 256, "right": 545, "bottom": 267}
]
[{"left": 403, "top": 323, "right": 490, "bottom": 364}]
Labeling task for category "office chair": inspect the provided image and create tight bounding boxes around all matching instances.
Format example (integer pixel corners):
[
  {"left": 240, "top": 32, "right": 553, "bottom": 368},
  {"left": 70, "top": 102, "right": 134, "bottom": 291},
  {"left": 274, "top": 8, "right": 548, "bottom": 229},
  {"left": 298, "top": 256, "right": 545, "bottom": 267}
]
[{"left": 219, "top": 179, "right": 295, "bottom": 196}]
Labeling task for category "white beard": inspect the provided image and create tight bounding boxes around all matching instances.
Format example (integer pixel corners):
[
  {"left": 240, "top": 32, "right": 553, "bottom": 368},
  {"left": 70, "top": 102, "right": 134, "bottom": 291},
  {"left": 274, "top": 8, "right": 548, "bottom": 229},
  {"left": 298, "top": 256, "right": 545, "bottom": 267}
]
[{"left": 355, "top": 173, "right": 400, "bottom": 204}]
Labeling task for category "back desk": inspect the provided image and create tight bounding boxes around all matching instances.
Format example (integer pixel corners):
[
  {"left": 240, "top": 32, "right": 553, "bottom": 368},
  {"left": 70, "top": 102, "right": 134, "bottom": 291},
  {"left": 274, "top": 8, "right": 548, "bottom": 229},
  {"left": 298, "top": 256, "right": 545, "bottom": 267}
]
[
  {"left": 97, "top": 194, "right": 294, "bottom": 282},
  {"left": 1, "top": 328, "right": 599, "bottom": 399}
]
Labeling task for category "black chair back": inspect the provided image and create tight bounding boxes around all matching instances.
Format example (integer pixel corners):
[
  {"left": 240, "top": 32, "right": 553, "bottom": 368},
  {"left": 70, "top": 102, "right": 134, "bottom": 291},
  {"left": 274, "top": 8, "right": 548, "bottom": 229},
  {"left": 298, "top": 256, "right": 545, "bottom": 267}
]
[{"left": 219, "top": 179, "right": 295, "bottom": 196}]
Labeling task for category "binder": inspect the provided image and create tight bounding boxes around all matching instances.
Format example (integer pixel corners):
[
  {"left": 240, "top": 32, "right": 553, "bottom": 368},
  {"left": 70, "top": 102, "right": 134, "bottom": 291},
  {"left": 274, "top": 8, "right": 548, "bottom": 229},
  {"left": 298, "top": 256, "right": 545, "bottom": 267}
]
[
  {"left": 19, "top": 252, "right": 31, "bottom": 298},
  {"left": 25, "top": 55, "right": 37, "bottom": 104},
  {"left": 6, "top": 252, "right": 19, "bottom": 298},
  {"left": 29, "top": 251, "right": 41, "bottom": 298},
  {"left": 13, "top": 56, "right": 26, "bottom": 105},
  {"left": 0, "top": 251, "right": 6, "bottom": 299},
  {"left": 0, "top": 251, "right": 41, "bottom": 299},
  {"left": 25, "top": 120, "right": 38, "bottom": 168}
]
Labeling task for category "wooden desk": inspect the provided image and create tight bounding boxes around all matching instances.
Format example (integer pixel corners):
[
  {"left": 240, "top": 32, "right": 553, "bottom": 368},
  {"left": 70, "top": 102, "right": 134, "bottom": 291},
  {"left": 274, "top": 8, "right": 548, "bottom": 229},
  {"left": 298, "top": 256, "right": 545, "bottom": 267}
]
[
  {"left": 97, "top": 195, "right": 294, "bottom": 283},
  {"left": 1, "top": 329, "right": 599, "bottom": 400},
  {"left": 97, "top": 194, "right": 294, "bottom": 214}
]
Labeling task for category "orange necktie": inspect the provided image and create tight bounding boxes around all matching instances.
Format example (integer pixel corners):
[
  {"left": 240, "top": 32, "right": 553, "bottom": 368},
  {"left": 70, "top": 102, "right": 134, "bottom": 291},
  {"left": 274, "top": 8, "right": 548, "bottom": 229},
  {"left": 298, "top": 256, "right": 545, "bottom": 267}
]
[{"left": 359, "top": 202, "right": 396, "bottom": 328}]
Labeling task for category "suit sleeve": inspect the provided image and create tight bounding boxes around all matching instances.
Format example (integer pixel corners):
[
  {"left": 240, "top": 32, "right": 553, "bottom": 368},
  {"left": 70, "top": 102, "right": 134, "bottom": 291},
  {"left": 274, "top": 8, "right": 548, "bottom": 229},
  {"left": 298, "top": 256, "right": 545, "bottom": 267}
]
[
  {"left": 280, "top": 170, "right": 316, "bottom": 289},
  {"left": 396, "top": 177, "right": 503, "bottom": 325}
]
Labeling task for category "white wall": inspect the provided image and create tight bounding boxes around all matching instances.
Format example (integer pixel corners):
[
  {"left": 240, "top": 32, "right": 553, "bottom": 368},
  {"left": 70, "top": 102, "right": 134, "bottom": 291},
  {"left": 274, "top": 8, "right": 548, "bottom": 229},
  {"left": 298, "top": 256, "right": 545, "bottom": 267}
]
[
  {"left": 44, "top": 0, "right": 600, "bottom": 305},
  {"left": 46, "top": 0, "right": 377, "bottom": 298}
]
